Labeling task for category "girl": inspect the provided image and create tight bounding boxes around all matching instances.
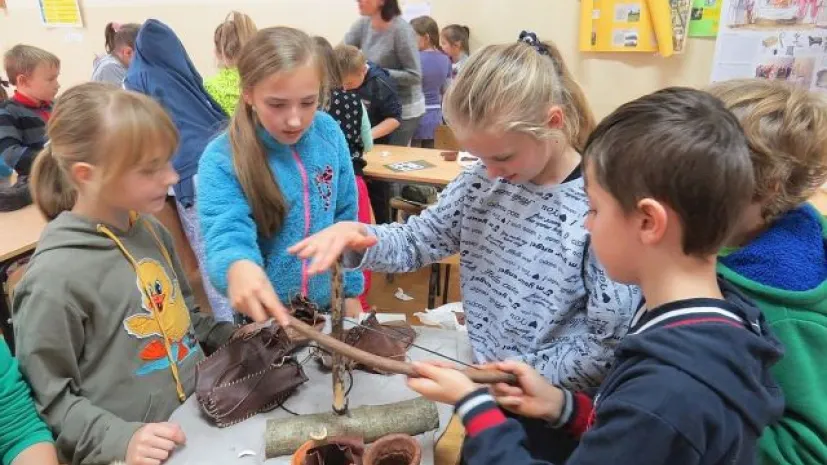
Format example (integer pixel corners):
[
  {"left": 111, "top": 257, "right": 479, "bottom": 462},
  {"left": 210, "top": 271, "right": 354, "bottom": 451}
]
[
  {"left": 204, "top": 11, "right": 258, "bottom": 116},
  {"left": 314, "top": 35, "right": 374, "bottom": 310},
  {"left": 290, "top": 36, "right": 639, "bottom": 391},
  {"left": 197, "top": 27, "right": 364, "bottom": 325},
  {"left": 344, "top": 0, "right": 424, "bottom": 146},
  {"left": 410, "top": 16, "right": 451, "bottom": 148},
  {"left": 0, "top": 339, "right": 59, "bottom": 465},
  {"left": 440, "top": 24, "right": 470, "bottom": 78},
  {"left": 14, "top": 83, "right": 235, "bottom": 465},
  {"left": 91, "top": 22, "right": 140, "bottom": 85}
]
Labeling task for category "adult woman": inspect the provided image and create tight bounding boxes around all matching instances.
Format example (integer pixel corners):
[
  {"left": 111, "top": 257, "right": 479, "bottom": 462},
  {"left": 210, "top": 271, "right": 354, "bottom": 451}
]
[{"left": 345, "top": 0, "right": 424, "bottom": 146}]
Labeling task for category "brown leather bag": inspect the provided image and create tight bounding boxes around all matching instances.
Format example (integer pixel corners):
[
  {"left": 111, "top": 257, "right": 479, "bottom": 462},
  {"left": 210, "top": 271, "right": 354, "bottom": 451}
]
[
  {"left": 363, "top": 434, "right": 421, "bottom": 465},
  {"left": 318, "top": 313, "right": 416, "bottom": 374},
  {"left": 196, "top": 323, "right": 308, "bottom": 427}
]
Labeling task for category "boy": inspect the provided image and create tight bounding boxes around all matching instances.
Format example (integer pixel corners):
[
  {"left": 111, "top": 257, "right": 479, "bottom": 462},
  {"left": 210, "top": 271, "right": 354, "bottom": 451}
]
[
  {"left": 407, "top": 87, "right": 785, "bottom": 465},
  {"left": 709, "top": 79, "right": 827, "bottom": 465},
  {"left": 0, "top": 45, "right": 59, "bottom": 211},
  {"left": 335, "top": 44, "right": 401, "bottom": 145}
]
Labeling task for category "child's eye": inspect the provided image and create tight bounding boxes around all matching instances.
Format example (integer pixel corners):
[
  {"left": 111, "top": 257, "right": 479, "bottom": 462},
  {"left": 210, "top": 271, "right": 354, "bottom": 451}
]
[
  {"left": 587, "top": 209, "right": 597, "bottom": 215},
  {"left": 270, "top": 103, "right": 286, "bottom": 109},
  {"left": 301, "top": 101, "right": 316, "bottom": 108}
]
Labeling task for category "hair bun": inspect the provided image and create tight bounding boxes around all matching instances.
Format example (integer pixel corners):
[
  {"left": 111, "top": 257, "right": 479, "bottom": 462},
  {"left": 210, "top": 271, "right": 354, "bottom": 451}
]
[{"left": 518, "top": 30, "right": 549, "bottom": 56}]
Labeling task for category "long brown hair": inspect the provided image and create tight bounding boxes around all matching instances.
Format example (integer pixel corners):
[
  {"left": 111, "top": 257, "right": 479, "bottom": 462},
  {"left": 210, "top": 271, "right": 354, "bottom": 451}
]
[
  {"left": 232, "top": 27, "right": 324, "bottom": 236},
  {"left": 31, "top": 83, "right": 178, "bottom": 220},
  {"left": 313, "top": 36, "right": 340, "bottom": 110},
  {"left": 540, "top": 40, "right": 596, "bottom": 152},
  {"left": 411, "top": 16, "right": 441, "bottom": 51},
  {"left": 104, "top": 22, "right": 140, "bottom": 55},
  {"left": 441, "top": 24, "right": 470, "bottom": 54},
  {"left": 214, "top": 11, "right": 258, "bottom": 67}
]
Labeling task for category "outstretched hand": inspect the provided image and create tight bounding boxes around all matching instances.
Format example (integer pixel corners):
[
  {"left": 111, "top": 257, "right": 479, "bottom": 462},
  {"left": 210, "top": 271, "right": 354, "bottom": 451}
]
[
  {"left": 288, "top": 222, "right": 378, "bottom": 275},
  {"left": 406, "top": 361, "right": 478, "bottom": 405},
  {"left": 483, "top": 360, "right": 564, "bottom": 421},
  {"left": 227, "top": 260, "right": 290, "bottom": 326}
]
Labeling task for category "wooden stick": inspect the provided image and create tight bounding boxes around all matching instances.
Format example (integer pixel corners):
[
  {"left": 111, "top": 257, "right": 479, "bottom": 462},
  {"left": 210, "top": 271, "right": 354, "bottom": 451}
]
[
  {"left": 286, "top": 316, "right": 518, "bottom": 385},
  {"left": 330, "top": 261, "right": 348, "bottom": 415}
]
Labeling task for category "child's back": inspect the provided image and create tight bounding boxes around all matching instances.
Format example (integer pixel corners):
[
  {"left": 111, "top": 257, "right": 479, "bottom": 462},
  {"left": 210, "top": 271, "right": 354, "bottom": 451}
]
[
  {"left": 357, "top": 62, "right": 401, "bottom": 145},
  {"left": 710, "top": 79, "right": 827, "bottom": 465}
]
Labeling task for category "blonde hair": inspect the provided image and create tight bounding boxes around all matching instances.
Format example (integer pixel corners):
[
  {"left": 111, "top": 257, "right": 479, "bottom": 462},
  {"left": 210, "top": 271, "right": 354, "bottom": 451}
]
[
  {"left": 313, "top": 36, "right": 341, "bottom": 109},
  {"left": 31, "top": 82, "right": 178, "bottom": 220},
  {"left": 444, "top": 42, "right": 595, "bottom": 152},
  {"left": 214, "top": 11, "right": 258, "bottom": 66},
  {"left": 3, "top": 44, "right": 60, "bottom": 86},
  {"left": 232, "top": 27, "right": 324, "bottom": 236},
  {"left": 334, "top": 45, "right": 366, "bottom": 77},
  {"left": 707, "top": 79, "right": 827, "bottom": 221}
]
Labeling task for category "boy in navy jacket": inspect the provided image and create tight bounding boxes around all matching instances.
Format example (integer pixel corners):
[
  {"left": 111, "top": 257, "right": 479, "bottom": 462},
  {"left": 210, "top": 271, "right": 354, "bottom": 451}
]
[{"left": 407, "top": 87, "right": 785, "bottom": 465}]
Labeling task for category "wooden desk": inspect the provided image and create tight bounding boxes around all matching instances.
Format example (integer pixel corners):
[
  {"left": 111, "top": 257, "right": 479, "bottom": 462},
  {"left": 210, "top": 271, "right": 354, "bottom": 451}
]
[
  {"left": 0, "top": 205, "right": 46, "bottom": 350},
  {"left": 363, "top": 145, "right": 464, "bottom": 187}
]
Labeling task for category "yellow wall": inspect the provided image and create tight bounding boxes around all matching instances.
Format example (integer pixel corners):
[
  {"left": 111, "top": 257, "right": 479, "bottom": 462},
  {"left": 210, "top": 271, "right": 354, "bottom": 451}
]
[{"left": 0, "top": 0, "right": 716, "bottom": 117}]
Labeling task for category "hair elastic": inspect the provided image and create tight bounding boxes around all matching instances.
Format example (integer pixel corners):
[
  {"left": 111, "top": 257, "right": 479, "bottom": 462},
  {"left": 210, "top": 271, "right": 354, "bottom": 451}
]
[{"left": 518, "top": 30, "right": 549, "bottom": 56}]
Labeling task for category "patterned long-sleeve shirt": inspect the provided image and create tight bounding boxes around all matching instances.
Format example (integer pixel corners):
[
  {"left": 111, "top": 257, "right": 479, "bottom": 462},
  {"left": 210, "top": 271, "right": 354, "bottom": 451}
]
[{"left": 346, "top": 164, "right": 640, "bottom": 389}]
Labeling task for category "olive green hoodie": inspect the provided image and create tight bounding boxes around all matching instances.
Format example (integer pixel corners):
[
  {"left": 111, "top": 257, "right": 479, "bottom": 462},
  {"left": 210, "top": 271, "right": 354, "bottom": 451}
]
[{"left": 12, "top": 212, "right": 235, "bottom": 465}]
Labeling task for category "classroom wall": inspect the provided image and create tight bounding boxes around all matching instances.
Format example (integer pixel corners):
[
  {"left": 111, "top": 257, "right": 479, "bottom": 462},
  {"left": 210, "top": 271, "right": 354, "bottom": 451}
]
[{"left": 0, "top": 0, "right": 717, "bottom": 117}]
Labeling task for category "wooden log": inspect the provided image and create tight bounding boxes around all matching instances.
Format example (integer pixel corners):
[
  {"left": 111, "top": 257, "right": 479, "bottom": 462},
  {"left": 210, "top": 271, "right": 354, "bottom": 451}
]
[
  {"left": 331, "top": 261, "right": 348, "bottom": 415},
  {"left": 264, "top": 397, "right": 439, "bottom": 458}
]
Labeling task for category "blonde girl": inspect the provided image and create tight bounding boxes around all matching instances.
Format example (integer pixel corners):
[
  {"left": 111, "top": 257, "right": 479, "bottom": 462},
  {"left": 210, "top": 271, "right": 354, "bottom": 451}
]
[
  {"left": 91, "top": 22, "right": 140, "bottom": 85},
  {"left": 204, "top": 11, "right": 258, "bottom": 116},
  {"left": 197, "top": 27, "right": 364, "bottom": 325},
  {"left": 291, "top": 35, "right": 639, "bottom": 391},
  {"left": 14, "top": 83, "right": 235, "bottom": 465}
]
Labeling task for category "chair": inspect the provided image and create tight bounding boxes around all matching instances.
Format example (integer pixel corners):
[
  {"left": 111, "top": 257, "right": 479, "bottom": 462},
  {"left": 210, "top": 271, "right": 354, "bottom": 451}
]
[{"left": 435, "top": 125, "right": 461, "bottom": 151}]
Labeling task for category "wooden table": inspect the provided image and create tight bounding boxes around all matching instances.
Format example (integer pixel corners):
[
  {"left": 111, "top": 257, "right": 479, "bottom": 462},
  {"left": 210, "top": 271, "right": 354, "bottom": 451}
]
[
  {"left": 0, "top": 205, "right": 46, "bottom": 350},
  {"left": 363, "top": 145, "right": 464, "bottom": 187}
]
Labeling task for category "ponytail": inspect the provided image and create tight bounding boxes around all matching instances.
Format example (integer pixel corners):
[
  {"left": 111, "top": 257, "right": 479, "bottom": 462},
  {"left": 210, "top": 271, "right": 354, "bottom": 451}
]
[
  {"left": 215, "top": 11, "right": 258, "bottom": 66},
  {"left": 104, "top": 22, "right": 140, "bottom": 55},
  {"left": 443, "top": 24, "right": 470, "bottom": 54},
  {"left": 104, "top": 23, "right": 118, "bottom": 54},
  {"left": 541, "top": 41, "right": 596, "bottom": 152},
  {"left": 0, "top": 79, "right": 8, "bottom": 101},
  {"left": 229, "top": 104, "right": 286, "bottom": 237},
  {"left": 31, "top": 145, "right": 77, "bottom": 220}
]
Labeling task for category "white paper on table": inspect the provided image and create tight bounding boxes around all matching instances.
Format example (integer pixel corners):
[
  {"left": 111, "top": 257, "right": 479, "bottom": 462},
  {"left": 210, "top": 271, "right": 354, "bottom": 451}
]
[
  {"left": 414, "top": 302, "right": 466, "bottom": 332},
  {"left": 394, "top": 288, "right": 415, "bottom": 301}
]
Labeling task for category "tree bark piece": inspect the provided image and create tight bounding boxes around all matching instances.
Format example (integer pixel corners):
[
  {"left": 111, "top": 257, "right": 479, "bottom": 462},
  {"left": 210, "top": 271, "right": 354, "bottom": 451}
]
[
  {"left": 331, "top": 261, "right": 348, "bottom": 415},
  {"left": 264, "top": 397, "right": 439, "bottom": 458}
]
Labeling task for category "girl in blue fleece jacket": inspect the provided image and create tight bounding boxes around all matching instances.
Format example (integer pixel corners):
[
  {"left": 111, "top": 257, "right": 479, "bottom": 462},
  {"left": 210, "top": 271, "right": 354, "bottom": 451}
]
[{"left": 198, "top": 26, "right": 363, "bottom": 323}]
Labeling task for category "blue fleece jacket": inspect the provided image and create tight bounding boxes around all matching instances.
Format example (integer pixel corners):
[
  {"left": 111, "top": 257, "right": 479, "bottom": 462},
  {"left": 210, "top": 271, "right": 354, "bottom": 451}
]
[
  {"left": 456, "top": 279, "right": 784, "bottom": 465},
  {"left": 198, "top": 112, "right": 363, "bottom": 309},
  {"left": 125, "top": 19, "right": 228, "bottom": 207}
]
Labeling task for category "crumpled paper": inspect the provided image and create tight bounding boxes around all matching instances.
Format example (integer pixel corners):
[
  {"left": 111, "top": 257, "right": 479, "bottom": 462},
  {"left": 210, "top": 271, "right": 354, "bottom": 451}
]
[{"left": 414, "top": 302, "right": 466, "bottom": 332}]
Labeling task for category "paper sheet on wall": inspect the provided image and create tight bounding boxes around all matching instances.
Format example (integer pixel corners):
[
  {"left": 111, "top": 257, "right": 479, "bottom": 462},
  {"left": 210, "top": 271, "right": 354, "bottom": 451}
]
[
  {"left": 579, "top": 0, "right": 692, "bottom": 56},
  {"left": 710, "top": 0, "right": 827, "bottom": 93},
  {"left": 401, "top": 0, "right": 431, "bottom": 22},
  {"left": 689, "top": 0, "right": 722, "bottom": 37},
  {"left": 38, "top": 0, "right": 83, "bottom": 28}
]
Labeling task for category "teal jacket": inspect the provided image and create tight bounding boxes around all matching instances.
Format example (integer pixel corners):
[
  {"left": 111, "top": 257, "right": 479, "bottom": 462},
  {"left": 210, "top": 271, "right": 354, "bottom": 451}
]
[
  {"left": 0, "top": 338, "right": 53, "bottom": 465},
  {"left": 718, "top": 203, "right": 827, "bottom": 465}
]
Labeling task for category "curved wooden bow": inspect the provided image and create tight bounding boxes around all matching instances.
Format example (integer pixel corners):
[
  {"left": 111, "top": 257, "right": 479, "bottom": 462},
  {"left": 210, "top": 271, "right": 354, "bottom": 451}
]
[{"left": 286, "top": 315, "right": 517, "bottom": 385}]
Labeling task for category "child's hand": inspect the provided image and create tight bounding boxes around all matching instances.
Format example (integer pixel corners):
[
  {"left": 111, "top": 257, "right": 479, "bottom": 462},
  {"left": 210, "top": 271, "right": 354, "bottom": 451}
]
[
  {"left": 288, "top": 222, "right": 378, "bottom": 275},
  {"left": 227, "top": 260, "right": 290, "bottom": 326},
  {"left": 485, "top": 361, "right": 565, "bottom": 422},
  {"left": 406, "top": 361, "right": 477, "bottom": 405},
  {"left": 126, "top": 422, "right": 186, "bottom": 465}
]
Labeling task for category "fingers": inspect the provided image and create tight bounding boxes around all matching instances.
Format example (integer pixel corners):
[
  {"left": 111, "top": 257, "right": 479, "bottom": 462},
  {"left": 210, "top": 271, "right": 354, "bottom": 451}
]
[
  {"left": 406, "top": 376, "right": 443, "bottom": 396},
  {"left": 256, "top": 286, "right": 289, "bottom": 327},
  {"left": 308, "top": 236, "right": 347, "bottom": 275},
  {"left": 491, "top": 383, "right": 524, "bottom": 398},
  {"left": 496, "top": 396, "right": 524, "bottom": 409},
  {"left": 287, "top": 238, "right": 311, "bottom": 256},
  {"left": 242, "top": 294, "right": 268, "bottom": 323}
]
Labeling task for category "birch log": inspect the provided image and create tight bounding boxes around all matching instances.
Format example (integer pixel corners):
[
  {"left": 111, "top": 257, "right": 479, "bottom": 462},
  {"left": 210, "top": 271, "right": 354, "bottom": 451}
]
[{"left": 264, "top": 397, "right": 439, "bottom": 458}]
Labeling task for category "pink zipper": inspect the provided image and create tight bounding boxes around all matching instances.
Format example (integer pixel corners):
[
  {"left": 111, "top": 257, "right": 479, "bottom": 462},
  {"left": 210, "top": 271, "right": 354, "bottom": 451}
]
[{"left": 292, "top": 148, "right": 312, "bottom": 297}]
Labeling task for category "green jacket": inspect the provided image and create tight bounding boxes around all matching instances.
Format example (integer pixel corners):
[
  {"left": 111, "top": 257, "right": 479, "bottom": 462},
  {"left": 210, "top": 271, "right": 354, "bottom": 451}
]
[
  {"left": 204, "top": 67, "right": 240, "bottom": 116},
  {"left": 0, "top": 338, "right": 53, "bottom": 465},
  {"left": 13, "top": 212, "right": 234, "bottom": 465},
  {"left": 718, "top": 204, "right": 827, "bottom": 465}
]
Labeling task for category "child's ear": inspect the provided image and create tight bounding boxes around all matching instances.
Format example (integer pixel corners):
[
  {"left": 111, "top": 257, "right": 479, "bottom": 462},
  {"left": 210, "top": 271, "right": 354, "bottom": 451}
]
[
  {"left": 546, "top": 106, "right": 565, "bottom": 130},
  {"left": 636, "top": 198, "right": 668, "bottom": 246},
  {"left": 241, "top": 89, "right": 254, "bottom": 108},
  {"left": 69, "top": 162, "right": 97, "bottom": 187}
]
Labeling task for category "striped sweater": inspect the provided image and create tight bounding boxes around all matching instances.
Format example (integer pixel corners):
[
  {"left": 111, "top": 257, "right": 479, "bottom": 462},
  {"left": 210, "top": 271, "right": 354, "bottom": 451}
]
[{"left": 0, "top": 92, "right": 50, "bottom": 177}]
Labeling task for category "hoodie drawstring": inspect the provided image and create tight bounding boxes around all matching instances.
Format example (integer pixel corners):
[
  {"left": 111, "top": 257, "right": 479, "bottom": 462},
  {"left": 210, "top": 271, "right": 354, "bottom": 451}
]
[{"left": 97, "top": 217, "right": 186, "bottom": 402}]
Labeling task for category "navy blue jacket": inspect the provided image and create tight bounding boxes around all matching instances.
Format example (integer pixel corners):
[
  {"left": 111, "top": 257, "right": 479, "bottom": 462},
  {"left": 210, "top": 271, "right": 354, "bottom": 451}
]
[
  {"left": 356, "top": 62, "right": 401, "bottom": 145},
  {"left": 125, "top": 19, "right": 228, "bottom": 207},
  {"left": 457, "top": 280, "right": 784, "bottom": 465}
]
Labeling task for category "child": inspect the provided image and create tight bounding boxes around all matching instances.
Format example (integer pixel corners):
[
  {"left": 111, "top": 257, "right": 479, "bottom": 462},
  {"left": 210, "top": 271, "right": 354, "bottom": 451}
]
[
  {"left": 410, "top": 16, "right": 451, "bottom": 148},
  {"left": 126, "top": 19, "right": 234, "bottom": 322},
  {"left": 1, "top": 45, "right": 59, "bottom": 179},
  {"left": 709, "top": 79, "right": 827, "bottom": 465},
  {"left": 204, "top": 11, "right": 257, "bottom": 116},
  {"left": 14, "top": 83, "right": 236, "bottom": 465},
  {"left": 336, "top": 44, "right": 401, "bottom": 145},
  {"left": 407, "top": 87, "right": 785, "bottom": 465},
  {"left": 91, "top": 22, "right": 140, "bottom": 85},
  {"left": 290, "top": 41, "right": 639, "bottom": 391},
  {"left": 0, "top": 339, "right": 59, "bottom": 465},
  {"left": 314, "top": 35, "right": 374, "bottom": 310},
  {"left": 197, "top": 27, "right": 364, "bottom": 325},
  {"left": 440, "top": 24, "right": 470, "bottom": 78}
]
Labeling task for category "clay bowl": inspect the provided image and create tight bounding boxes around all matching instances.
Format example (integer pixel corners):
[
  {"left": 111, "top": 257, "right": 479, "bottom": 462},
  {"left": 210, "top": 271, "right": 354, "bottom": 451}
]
[
  {"left": 440, "top": 151, "right": 458, "bottom": 162},
  {"left": 364, "top": 434, "right": 421, "bottom": 465},
  {"left": 291, "top": 440, "right": 316, "bottom": 465}
]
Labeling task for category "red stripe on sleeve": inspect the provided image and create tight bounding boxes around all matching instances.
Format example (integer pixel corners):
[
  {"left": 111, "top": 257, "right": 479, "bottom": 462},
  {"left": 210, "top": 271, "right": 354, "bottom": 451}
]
[
  {"left": 566, "top": 392, "right": 594, "bottom": 438},
  {"left": 465, "top": 408, "right": 507, "bottom": 437}
]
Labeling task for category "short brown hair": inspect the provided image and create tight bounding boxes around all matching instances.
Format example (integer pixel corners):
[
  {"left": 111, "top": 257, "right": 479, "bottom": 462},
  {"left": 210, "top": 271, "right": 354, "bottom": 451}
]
[
  {"left": 584, "top": 87, "right": 755, "bottom": 256},
  {"left": 707, "top": 79, "right": 827, "bottom": 221},
  {"left": 4, "top": 45, "right": 60, "bottom": 86},
  {"left": 334, "top": 44, "right": 366, "bottom": 77}
]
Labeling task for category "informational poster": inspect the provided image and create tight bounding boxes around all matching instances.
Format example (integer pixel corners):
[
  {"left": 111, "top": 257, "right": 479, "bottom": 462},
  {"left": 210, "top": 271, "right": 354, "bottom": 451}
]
[
  {"left": 579, "top": 0, "right": 692, "bottom": 56},
  {"left": 711, "top": 0, "right": 827, "bottom": 92},
  {"left": 38, "top": 0, "right": 84, "bottom": 28},
  {"left": 689, "top": 0, "right": 723, "bottom": 37},
  {"left": 401, "top": 0, "right": 430, "bottom": 22}
]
